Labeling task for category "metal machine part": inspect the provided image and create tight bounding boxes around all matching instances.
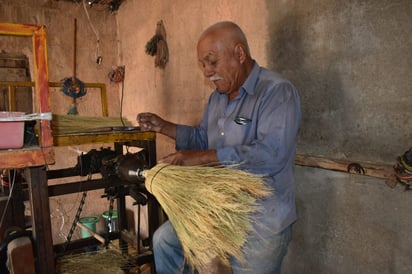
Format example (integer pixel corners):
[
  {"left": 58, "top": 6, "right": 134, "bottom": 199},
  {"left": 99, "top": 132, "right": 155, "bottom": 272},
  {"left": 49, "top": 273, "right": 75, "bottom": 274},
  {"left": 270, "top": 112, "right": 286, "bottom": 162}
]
[{"left": 115, "top": 153, "right": 148, "bottom": 182}]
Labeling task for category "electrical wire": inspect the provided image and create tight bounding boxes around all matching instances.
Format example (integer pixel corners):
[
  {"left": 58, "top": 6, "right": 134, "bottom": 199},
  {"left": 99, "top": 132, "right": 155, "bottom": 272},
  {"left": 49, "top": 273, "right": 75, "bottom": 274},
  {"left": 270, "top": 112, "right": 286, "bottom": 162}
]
[
  {"left": 108, "top": 66, "right": 126, "bottom": 127},
  {"left": 120, "top": 71, "right": 126, "bottom": 127},
  {"left": 82, "top": 0, "right": 102, "bottom": 63},
  {"left": 0, "top": 170, "right": 17, "bottom": 232}
]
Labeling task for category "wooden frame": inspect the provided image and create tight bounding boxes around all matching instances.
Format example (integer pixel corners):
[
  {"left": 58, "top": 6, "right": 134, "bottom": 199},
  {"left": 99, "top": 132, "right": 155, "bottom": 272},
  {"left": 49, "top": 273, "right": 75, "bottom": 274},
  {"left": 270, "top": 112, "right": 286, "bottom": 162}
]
[
  {"left": 0, "top": 81, "right": 109, "bottom": 117},
  {"left": 0, "top": 23, "right": 54, "bottom": 168},
  {"left": 0, "top": 23, "right": 55, "bottom": 273}
]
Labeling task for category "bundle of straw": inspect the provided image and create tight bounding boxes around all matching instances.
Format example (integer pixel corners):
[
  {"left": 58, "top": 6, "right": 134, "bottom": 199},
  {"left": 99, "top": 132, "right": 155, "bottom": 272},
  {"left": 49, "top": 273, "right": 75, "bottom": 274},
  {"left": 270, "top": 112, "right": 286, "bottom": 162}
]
[
  {"left": 56, "top": 248, "right": 132, "bottom": 274},
  {"left": 52, "top": 114, "right": 132, "bottom": 134},
  {"left": 143, "top": 163, "right": 271, "bottom": 269}
]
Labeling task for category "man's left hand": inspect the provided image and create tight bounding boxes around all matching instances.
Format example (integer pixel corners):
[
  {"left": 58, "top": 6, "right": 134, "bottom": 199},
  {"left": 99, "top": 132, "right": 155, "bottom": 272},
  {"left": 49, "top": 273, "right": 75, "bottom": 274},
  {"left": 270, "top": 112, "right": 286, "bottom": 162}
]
[{"left": 159, "top": 150, "right": 218, "bottom": 166}]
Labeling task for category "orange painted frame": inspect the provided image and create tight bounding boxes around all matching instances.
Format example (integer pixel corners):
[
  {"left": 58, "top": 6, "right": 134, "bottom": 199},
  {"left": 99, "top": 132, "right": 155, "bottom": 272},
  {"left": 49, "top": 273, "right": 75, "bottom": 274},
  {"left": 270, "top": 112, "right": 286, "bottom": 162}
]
[{"left": 0, "top": 23, "right": 54, "bottom": 167}]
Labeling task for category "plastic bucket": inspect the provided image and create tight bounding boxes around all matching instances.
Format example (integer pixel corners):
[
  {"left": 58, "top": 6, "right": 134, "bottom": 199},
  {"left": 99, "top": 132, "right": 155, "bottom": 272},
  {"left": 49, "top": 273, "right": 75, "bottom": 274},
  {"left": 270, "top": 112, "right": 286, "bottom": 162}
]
[
  {"left": 102, "top": 209, "right": 118, "bottom": 233},
  {"left": 79, "top": 216, "right": 99, "bottom": 238}
]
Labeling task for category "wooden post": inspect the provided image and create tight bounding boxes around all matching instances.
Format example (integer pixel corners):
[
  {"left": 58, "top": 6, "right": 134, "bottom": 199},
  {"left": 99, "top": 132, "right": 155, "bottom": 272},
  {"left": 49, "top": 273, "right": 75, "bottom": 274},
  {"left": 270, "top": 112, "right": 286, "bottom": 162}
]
[{"left": 25, "top": 166, "right": 55, "bottom": 274}]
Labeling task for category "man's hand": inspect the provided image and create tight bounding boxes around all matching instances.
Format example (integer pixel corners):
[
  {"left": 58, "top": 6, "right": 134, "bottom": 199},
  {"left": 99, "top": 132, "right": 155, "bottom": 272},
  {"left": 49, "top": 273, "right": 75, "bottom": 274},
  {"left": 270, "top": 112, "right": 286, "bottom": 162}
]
[
  {"left": 137, "top": 112, "right": 164, "bottom": 132},
  {"left": 137, "top": 112, "right": 177, "bottom": 138},
  {"left": 159, "top": 150, "right": 219, "bottom": 166}
]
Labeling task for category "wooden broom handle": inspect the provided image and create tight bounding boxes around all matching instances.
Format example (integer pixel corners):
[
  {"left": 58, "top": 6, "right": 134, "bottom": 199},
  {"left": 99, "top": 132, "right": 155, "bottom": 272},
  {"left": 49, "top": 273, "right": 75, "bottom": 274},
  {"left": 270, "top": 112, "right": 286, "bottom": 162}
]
[
  {"left": 72, "top": 18, "right": 77, "bottom": 83},
  {"left": 77, "top": 222, "right": 120, "bottom": 252},
  {"left": 77, "top": 222, "right": 105, "bottom": 243}
]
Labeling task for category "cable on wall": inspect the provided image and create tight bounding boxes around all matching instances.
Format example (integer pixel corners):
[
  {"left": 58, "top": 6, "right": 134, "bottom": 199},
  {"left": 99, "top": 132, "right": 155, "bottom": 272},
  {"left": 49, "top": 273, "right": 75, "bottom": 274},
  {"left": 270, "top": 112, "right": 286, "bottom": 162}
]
[{"left": 82, "top": 0, "right": 103, "bottom": 64}]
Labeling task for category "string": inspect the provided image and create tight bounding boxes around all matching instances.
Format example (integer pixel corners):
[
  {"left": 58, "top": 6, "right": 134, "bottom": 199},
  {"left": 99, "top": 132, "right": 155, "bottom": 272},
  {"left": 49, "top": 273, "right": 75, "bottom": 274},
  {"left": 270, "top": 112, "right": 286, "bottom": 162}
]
[
  {"left": 149, "top": 164, "right": 170, "bottom": 194},
  {"left": 82, "top": 0, "right": 101, "bottom": 62}
]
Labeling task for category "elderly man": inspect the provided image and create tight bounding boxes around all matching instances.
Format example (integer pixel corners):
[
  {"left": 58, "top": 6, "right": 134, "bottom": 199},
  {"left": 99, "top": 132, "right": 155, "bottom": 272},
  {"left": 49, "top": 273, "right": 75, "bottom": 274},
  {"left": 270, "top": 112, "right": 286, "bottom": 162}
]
[{"left": 138, "top": 21, "right": 301, "bottom": 274}]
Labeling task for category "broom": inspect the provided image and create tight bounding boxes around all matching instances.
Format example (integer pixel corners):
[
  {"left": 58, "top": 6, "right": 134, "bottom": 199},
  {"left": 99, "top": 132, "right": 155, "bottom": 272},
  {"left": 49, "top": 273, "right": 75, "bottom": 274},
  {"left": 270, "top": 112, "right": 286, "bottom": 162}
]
[
  {"left": 139, "top": 163, "right": 271, "bottom": 270},
  {"left": 52, "top": 114, "right": 132, "bottom": 134}
]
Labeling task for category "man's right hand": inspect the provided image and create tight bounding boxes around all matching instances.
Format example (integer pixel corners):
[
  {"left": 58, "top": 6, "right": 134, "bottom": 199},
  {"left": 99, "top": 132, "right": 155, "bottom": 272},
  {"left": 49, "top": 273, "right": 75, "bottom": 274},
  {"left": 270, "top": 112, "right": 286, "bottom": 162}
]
[{"left": 137, "top": 112, "right": 177, "bottom": 138}]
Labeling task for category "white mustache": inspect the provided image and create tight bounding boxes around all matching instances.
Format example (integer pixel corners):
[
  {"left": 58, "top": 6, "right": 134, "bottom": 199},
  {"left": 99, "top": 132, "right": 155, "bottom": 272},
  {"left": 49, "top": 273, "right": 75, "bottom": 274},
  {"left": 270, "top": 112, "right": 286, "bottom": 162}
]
[{"left": 209, "top": 76, "right": 224, "bottom": 81}]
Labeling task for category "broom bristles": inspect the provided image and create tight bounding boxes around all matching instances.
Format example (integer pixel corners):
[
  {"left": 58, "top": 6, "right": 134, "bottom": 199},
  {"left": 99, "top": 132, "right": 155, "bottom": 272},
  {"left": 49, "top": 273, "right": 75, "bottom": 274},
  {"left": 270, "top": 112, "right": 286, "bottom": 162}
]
[
  {"left": 144, "top": 163, "right": 271, "bottom": 269},
  {"left": 52, "top": 114, "right": 132, "bottom": 134}
]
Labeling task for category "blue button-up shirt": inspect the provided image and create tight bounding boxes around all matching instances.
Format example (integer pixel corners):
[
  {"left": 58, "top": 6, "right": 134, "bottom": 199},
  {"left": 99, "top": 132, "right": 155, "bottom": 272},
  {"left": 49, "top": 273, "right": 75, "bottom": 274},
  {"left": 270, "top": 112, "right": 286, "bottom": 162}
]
[{"left": 175, "top": 62, "right": 301, "bottom": 233}]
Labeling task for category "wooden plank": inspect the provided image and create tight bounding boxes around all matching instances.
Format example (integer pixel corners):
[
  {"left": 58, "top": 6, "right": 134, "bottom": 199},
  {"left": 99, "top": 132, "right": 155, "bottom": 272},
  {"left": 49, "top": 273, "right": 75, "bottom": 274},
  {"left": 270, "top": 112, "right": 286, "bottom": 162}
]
[
  {"left": 7, "top": 237, "right": 36, "bottom": 274},
  {"left": 33, "top": 25, "right": 53, "bottom": 150},
  {"left": 53, "top": 131, "right": 156, "bottom": 146},
  {"left": 295, "top": 154, "right": 395, "bottom": 180},
  {"left": 25, "top": 166, "right": 55, "bottom": 274},
  {"left": 0, "top": 23, "right": 41, "bottom": 36},
  {"left": 0, "top": 147, "right": 54, "bottom": 169}
]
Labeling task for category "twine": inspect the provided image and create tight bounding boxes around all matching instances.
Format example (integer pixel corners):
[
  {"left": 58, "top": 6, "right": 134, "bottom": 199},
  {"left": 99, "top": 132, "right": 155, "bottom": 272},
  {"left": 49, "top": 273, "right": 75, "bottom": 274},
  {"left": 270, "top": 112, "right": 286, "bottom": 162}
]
[{"left": 148, "top": 164, "right": 170, "bottom": 194}]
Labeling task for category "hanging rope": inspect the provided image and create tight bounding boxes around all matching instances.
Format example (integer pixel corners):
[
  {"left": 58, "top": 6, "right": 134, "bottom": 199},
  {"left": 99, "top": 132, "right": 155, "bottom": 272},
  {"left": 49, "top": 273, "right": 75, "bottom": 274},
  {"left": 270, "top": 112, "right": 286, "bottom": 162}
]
[{"left": 145, "top": 20, "right": 169, "bottom": 69}]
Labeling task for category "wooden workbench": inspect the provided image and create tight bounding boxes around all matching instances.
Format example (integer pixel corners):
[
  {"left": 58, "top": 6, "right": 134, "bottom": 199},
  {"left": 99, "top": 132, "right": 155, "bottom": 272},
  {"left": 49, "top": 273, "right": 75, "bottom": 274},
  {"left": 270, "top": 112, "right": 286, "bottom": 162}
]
[
  {"left": 0, "top": 23, "right": 159, "bottom": 273},
  {"left": 1, "top": 129, "right": 157, "bottom": 274}
]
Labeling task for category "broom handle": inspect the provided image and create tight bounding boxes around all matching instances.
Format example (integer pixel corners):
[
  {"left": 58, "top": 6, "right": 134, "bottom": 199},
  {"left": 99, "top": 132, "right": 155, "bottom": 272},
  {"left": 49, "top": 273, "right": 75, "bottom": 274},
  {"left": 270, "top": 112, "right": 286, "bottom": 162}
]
[
  {"left": 77, "top": 221, "right": 119, "bottom": 252},
  {"left": 73, "top": 18, "right": 77, "bottom": 83},
  {"left": 77, "top": 222, "right": 105, "bottom": 243},
  {"left": 128, "top": 169, "right": 148, "bottom": 179}
]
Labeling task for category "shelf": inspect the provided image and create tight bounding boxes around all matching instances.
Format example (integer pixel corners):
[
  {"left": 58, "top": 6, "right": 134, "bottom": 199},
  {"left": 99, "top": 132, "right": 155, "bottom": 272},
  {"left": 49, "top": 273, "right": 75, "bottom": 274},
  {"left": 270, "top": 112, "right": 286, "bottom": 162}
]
[
  {"left": 0, "top": 146, "right": 54, "bottom": 169},
  {"left": 53, "top": 130, "right": 156, "bottom": 146}
]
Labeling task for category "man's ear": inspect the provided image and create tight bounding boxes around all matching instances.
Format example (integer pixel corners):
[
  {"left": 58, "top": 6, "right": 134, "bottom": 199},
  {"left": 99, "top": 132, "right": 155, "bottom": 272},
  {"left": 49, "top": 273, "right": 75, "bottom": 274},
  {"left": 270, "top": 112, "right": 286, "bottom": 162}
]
[{"left": 234, "top": 43, "right": 246, "bottom": 63}]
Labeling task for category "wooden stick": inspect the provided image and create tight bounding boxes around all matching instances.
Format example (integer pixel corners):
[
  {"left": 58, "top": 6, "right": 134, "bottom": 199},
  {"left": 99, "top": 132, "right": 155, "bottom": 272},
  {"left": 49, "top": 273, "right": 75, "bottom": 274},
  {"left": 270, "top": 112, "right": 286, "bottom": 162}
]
[
  {"left": 77, "top": 222, "right": 105, "bottom": 243},
  {"left": 77, "top": 222, "right": 120, "bottom": 252},
  {"left": 72, "top": 18, "right": 77, "bottom": 82},
  {"left": 295, "top": 154, "right": 397, "bottom": 187}
]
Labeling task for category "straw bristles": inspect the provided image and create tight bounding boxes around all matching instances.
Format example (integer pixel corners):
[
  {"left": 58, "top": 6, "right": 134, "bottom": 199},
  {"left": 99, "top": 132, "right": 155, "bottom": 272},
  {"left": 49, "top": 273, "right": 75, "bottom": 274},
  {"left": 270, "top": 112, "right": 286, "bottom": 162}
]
[
  {"left": 52, "top": 114, "right": 132, "bottom": 134},
  {"left": 56, "top": 249, "right": 131, "bottom": 274},
  {"left": 144, "top": 163, "right": 271, "bottom": 270}
]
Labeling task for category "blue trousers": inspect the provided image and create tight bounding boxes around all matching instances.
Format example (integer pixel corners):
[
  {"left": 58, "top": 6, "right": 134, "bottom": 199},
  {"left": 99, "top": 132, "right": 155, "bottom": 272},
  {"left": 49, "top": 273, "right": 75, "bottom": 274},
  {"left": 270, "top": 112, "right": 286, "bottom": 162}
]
[{"left": 153, "top": 220, "right": 292, "bottom": 274}]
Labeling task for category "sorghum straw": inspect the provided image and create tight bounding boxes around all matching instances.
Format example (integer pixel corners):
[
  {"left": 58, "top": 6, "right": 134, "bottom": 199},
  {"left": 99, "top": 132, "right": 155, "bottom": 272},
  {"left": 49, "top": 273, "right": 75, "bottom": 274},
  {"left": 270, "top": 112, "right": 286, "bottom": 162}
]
[
  {"left": 56, "top": 248, "right": 131, "bottom": 274},
  {"left": 144, "top": 163, "right": 271, "bottom": 269},
  {"left": 52, "top": 114, "right": 132, "bottom": 134}
]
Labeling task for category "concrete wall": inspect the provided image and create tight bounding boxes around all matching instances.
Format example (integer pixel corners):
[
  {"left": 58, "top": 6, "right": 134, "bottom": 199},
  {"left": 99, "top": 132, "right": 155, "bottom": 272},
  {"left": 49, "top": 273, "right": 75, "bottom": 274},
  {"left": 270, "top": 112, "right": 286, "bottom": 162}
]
[
  {"left": 1, "top": 0, "right": 411, "bottom": 272},
  {"left": 266, "top": 0, "right": 411, "bottom": 163},
  {"left": 264, "top": 2, "right": 412, "bottom": 273}
]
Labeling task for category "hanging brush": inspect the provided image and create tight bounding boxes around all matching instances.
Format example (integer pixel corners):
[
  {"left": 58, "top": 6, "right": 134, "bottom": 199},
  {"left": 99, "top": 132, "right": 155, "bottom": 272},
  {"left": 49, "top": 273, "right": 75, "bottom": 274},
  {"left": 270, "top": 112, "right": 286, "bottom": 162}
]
[
  {"left": 61, "top": 18, "right": 87, "bottom": 115},
  {"left": 129, "top": 163, "right": 271, "bottom": 270}
]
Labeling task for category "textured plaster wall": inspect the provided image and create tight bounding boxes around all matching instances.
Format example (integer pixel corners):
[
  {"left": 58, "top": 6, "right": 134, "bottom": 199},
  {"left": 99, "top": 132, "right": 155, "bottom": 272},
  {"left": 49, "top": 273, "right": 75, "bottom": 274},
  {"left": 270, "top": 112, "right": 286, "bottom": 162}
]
[
  {"left": 266, "top": 0, "right": 411, "bottom": 163},
  {"left": 116, "top": 0, "right": 269, "bottom": 159},
  {"left": 264, "top": 2, "right": 412, "bottom": 272},
  {"left": 285, "top": 166, "right": 412, "bottom": 274}
]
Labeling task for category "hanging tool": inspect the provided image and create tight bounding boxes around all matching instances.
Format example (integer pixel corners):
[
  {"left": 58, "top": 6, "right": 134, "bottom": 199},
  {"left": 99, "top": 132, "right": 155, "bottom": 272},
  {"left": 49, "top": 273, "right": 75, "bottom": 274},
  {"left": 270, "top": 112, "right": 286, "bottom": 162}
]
[{"left": 61, "top": 18, "right": 87, "bottom": 115}]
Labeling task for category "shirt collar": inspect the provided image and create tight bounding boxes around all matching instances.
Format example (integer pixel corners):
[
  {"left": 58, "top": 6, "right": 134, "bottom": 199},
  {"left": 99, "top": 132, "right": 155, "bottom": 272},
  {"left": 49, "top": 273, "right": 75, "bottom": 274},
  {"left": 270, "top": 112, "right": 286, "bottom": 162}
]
[{"left": 240, "top": 61, "right": 260, "bottom": 96}]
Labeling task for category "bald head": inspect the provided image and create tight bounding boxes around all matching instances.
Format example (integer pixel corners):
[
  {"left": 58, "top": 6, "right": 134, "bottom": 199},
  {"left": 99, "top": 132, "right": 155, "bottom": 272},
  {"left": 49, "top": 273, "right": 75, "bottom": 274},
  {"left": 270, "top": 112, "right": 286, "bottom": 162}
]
[
  {"left": 198, "top": 21, "right": 251, "bottom": 57},
  {"left": 196, "top": 21, "right": 254, "bottom": 100}
]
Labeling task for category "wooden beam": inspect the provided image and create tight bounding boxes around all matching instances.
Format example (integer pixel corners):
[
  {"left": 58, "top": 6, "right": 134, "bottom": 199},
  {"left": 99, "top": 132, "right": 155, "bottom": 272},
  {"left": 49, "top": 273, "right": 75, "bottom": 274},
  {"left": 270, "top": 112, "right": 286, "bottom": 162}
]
[
  {"left": 25, "top": 166, "right": 55, "bottom": 274},
  {"left": 295, "top": 154, "right": 397, "bottom": 186}
]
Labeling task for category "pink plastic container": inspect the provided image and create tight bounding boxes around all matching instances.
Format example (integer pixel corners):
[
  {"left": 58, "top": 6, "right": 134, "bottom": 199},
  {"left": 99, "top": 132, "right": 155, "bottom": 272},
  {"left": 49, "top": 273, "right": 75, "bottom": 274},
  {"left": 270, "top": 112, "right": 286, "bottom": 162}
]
[{"left": 0, "top": 112, "right": 25, "bottom": 149}]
